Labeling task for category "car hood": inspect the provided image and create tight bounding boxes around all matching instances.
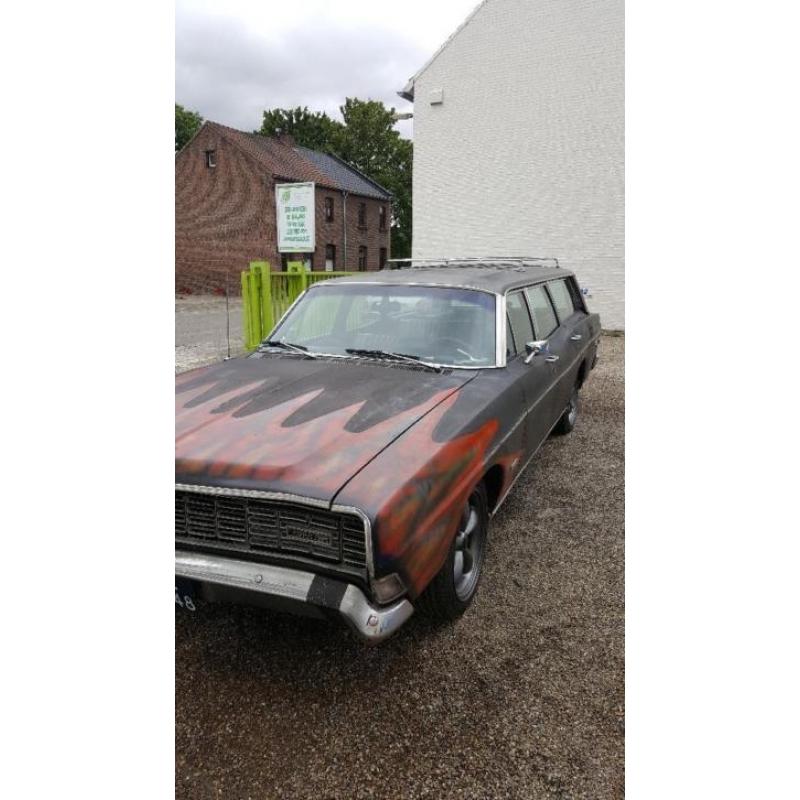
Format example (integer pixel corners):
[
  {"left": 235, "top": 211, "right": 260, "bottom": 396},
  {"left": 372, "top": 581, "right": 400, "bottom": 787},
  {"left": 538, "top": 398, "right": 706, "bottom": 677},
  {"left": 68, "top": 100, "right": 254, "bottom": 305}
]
[{"left": 176, "top": 354, "right": 477, "bottom": 505}]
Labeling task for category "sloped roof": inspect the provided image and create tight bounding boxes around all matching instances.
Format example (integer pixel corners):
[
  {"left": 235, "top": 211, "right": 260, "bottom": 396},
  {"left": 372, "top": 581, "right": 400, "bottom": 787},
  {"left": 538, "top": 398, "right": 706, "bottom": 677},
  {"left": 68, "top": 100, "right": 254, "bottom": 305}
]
[
  {"left": 295, "top": 147, "right": 392, "bottom": 200},
  {"left": 199, "top": 121, "right": 391, "bottom": 201}
]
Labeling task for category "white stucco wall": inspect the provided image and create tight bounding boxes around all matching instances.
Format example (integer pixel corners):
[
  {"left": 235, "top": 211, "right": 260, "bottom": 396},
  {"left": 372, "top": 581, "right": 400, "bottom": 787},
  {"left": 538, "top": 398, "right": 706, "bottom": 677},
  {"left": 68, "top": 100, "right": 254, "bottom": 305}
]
[{"left": 410, "top": 0, "right": 624, "bottom": 329}]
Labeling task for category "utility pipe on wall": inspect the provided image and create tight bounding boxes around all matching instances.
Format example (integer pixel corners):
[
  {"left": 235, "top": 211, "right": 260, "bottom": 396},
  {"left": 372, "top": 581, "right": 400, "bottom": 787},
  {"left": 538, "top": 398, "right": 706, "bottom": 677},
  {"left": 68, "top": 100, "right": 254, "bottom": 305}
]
[{"left": 341, "top": 190, "right": 348, "bottom": 269}]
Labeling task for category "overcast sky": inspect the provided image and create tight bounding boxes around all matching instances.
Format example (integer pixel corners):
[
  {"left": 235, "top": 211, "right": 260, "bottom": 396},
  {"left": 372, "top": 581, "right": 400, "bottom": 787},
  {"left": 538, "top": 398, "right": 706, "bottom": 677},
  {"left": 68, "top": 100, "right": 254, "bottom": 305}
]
[{"left": 176, "top": 0, "right": 480, "bottom": 139}]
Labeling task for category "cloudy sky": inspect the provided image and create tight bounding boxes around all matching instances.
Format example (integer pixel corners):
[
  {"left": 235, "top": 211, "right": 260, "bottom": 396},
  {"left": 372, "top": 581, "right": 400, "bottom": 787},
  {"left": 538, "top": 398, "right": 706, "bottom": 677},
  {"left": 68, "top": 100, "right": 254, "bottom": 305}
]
[{"left": 176, "top": 0, "right": 480, "bottom": 139}]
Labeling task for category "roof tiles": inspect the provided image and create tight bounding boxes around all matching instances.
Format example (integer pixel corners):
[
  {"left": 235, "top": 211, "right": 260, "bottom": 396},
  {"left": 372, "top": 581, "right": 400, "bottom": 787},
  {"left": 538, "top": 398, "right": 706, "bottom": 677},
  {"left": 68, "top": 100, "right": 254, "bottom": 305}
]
[{"left": 204, "top": 122, "right": 392, "bottom": 201}]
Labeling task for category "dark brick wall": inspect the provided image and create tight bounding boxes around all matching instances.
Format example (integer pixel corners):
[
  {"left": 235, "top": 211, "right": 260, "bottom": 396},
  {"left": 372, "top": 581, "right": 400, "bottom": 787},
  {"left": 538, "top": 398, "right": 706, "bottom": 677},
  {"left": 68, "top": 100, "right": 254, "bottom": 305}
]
[
  {"left": 303, "top": 189, "right": 390, "bottom": 272},
  {"left": 176, "top": 128, "right": 391, "bottom": 294},
  {"left": 175, "top": 125, "right": 275, "bottom": 294}
]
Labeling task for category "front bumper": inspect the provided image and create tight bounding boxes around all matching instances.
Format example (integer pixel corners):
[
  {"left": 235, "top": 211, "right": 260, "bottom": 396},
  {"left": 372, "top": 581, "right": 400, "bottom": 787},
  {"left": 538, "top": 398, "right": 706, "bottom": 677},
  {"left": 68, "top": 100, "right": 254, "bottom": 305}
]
[{"left": 175, "top": 550, "right": 414, "bottom": 644}]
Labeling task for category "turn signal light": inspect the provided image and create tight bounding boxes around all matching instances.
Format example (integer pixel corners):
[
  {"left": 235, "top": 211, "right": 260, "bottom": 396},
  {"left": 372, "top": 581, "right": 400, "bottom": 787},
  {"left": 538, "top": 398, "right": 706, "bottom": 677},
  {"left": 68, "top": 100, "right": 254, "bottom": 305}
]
[{"left": 372, "top": 573, "right": 406, "bottom": 604}]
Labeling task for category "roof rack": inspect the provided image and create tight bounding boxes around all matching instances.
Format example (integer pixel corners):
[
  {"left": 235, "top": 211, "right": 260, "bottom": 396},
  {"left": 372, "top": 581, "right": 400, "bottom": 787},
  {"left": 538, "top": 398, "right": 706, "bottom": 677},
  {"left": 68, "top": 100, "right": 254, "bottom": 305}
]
[{"left": 385, "top": 256, "right": 560, "bottom": 270}]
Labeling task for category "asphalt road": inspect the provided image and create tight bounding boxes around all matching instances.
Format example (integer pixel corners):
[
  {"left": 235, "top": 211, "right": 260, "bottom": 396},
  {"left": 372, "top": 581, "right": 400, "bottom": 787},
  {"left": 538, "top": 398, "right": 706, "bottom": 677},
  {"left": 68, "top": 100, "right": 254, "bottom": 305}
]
[
  {"left": 176, "top": 334, "right": 624, "bottom": 799},
  {"left": 176, "top": 296, "right": 246, "bottom": 373}
]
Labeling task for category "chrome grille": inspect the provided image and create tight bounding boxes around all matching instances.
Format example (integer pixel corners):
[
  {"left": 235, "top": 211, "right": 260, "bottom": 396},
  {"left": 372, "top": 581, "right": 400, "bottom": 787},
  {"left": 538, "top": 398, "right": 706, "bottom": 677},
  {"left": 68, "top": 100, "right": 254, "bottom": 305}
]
[{"left": 175, "top": 490, "right": 367, "bottom": 570}]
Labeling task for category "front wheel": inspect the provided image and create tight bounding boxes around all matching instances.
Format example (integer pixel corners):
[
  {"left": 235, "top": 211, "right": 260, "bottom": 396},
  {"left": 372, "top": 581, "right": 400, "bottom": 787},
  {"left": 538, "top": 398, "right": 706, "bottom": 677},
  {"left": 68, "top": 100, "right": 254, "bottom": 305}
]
[{"left": 417, "top": 482, "right": 489, "bottom": 621}]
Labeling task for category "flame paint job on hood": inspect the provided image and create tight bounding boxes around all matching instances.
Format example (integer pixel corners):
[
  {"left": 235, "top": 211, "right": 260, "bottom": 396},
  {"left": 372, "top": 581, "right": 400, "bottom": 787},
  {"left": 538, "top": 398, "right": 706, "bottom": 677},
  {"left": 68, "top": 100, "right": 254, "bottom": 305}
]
[{"left": 175, "top": 355, "right": 478, "bottom": 503}]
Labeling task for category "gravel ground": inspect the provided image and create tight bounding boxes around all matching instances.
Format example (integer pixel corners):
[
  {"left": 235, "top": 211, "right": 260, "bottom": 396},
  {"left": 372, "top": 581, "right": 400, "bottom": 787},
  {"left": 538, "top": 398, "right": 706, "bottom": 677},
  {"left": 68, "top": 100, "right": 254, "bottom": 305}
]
[{"left": 176, "top": 334, "right": 624, "bottom": 799}]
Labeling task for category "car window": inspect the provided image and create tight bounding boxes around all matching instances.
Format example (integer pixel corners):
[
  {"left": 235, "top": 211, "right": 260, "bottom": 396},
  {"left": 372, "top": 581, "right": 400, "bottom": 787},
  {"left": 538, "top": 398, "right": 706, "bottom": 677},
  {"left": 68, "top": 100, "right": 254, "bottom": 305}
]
[
  {"left": 506, "top": 292, "right": 533, "bottom": 356},
  {"left": 287, "top": 291, "right": 345, "bottom": 340},
  {"left": 565, "top": 276, "right": 585, "bottom": 311},
  {"left": 547, "top": 279, "right": 577, "bottom": 323},
  {"left": 524, "top": 284, "right": 558, "bottom": 339},
  {"left": 345, "top": 293, "right": 386, "bottom": 332}
]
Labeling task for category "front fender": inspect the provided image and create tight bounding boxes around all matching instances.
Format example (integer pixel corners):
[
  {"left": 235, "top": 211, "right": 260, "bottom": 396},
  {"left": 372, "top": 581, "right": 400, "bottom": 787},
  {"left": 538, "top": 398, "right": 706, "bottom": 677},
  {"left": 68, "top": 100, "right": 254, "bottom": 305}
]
[{"left": 336, "top": 390, "right": 511, "bottom": 597}]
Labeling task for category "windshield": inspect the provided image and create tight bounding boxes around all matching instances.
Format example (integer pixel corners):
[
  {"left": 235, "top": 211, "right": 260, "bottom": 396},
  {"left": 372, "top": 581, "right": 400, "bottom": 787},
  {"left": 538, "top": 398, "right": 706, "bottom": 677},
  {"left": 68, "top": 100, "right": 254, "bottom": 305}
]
[{"left": 268, "top": 284, "right": 497, "bottom": 367}]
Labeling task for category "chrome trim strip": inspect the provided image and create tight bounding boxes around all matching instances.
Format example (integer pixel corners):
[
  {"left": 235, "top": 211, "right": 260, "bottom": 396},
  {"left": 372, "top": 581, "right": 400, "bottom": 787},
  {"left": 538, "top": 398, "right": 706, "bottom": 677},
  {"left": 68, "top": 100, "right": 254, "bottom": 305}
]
[
  {"left": 175, "top": 551, "right": 414, "bottom": 644},
  {"left": 174, "top": 483, "right": 375, "bottom": 582},
  {"left": 496, "top": 293, "right": 506, "bottom": 367},
  {"left": 176, "top": 482, "right": 330, "bottom": 508},
  {"left": 334, "top": 503, "right": 376, "bottom": 583}
]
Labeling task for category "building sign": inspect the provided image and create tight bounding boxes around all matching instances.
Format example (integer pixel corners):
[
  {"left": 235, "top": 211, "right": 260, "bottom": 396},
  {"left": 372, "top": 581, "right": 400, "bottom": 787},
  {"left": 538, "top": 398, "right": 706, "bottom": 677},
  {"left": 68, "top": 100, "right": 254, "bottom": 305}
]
[{"left": 276, "top": 182, "right": 315, "bottom": 252}]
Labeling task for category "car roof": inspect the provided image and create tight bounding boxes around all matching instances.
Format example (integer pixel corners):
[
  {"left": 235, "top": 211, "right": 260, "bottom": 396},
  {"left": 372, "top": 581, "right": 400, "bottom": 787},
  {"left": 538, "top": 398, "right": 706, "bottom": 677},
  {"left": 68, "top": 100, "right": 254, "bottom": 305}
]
[{"left": 317, "top": 261, "right": 572, "bottom": 295}]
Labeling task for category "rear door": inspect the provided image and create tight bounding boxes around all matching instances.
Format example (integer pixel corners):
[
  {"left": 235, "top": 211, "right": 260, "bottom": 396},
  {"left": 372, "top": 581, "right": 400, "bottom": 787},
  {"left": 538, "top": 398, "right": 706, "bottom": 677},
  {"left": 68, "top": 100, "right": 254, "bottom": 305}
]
[
  {"left": 547, "top": 277, "right": 590, "bottom": 360},
  {"left": 545, "top": 277, "right": 593, "bottom": 390}
]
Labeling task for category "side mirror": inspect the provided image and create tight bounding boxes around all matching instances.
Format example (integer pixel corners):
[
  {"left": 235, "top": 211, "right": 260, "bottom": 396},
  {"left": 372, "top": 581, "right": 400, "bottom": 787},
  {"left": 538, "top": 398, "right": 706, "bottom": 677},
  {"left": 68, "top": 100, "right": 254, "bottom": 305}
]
[{"left": 524, "top": 340, "right": 549, "bottom": 364}]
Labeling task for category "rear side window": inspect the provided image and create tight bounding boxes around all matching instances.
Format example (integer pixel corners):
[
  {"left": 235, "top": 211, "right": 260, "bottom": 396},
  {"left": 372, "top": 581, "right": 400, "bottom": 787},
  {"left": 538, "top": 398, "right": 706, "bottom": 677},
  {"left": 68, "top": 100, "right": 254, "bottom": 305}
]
[
  {"left": 566, "top": 276, "right": 585, "bottom": 311},
  {"left": 525, "top": 285, "right": 558, "bottom": 339},
  {"left": 547, "top": 279, "right": 577, "bottom": 323},
  {"left": 506, "top": 292, "right": 533, "bottom": 357}
]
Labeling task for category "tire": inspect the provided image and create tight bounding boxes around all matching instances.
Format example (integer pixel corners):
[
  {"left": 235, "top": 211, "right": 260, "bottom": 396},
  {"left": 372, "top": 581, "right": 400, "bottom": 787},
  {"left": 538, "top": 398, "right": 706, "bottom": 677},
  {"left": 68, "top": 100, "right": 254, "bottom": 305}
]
[
  {"left": 417, "top": 482, "right": 489, "bottom": 622},
  {"left": 552, "top": 382, "right": 579, "bottom": 436}
]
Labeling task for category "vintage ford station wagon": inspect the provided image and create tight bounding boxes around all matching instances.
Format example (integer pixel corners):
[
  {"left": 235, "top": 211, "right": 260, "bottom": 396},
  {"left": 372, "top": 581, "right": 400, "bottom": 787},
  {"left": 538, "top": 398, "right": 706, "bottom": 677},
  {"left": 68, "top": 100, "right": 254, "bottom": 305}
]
[{"left": 176, "top": 259, "right": 601, "bottom": 642}]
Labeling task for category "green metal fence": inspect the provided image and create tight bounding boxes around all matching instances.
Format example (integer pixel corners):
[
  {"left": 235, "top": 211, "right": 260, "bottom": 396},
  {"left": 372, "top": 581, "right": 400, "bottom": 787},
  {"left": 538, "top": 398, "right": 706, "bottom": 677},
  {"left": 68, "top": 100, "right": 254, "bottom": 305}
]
[{"left": 241, "top": 261, "right": 356, "bottom": 350}]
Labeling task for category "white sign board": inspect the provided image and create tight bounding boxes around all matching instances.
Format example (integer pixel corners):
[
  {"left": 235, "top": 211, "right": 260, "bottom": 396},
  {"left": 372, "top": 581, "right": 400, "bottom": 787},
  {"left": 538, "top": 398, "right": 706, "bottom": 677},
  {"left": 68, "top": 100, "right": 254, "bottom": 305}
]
[{"left": 276, "top": 182, "right": 315, "bottom": 252}]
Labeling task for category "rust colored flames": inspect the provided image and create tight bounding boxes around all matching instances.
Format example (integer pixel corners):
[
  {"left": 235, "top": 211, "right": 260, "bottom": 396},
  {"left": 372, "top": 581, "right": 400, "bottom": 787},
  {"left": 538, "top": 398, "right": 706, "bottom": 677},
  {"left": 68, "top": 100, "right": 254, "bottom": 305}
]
[
  {"left": 344, "top": 392, "right": 520, "bottom": 595},
  {"left": 176, "top": 379, "right": 459, "bottom": 500}
]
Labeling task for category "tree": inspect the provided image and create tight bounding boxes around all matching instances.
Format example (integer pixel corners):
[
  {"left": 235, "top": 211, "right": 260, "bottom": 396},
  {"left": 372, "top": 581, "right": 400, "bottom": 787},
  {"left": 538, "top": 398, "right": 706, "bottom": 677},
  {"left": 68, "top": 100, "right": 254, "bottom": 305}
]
[
  {"left": 258, "top": 106, "right": 343, "bottom": 153},
  {"left": 256, "top": 99, "right": 413, "bottom": 259},
  {"left": 337, "top": 99, "right": 413, "bottom": 259},
  {"left": 382, "top": 136, "right": 413, "bottom": 259},
  {"left": 175, "top": 104, "right": 203, "bottom": 151}
]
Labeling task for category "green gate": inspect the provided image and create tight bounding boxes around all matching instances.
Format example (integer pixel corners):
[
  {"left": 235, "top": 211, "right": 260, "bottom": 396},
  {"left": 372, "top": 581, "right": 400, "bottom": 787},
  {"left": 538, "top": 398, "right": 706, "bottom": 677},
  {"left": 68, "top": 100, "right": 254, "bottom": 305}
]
[{"left": 241, "top": 261, "right": 356, "bottom": 351}]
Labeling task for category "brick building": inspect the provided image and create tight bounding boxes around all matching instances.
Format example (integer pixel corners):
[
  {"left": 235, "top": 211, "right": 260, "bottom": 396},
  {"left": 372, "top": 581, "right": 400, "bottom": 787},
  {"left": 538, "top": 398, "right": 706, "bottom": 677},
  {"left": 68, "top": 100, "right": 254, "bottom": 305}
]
[{"left": 176, "top": 121, "right": 392, "bottom": 294}]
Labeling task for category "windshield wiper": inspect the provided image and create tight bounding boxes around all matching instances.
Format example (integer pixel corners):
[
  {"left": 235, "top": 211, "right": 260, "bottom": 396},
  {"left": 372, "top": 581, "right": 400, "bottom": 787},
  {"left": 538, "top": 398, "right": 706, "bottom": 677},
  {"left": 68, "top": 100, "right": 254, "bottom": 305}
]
[
  {"left": 345, "top": 348, "right": 442, "bottom": 372},
  {"left": 259, "top": 339, "right": 316, "bottom": 358}
]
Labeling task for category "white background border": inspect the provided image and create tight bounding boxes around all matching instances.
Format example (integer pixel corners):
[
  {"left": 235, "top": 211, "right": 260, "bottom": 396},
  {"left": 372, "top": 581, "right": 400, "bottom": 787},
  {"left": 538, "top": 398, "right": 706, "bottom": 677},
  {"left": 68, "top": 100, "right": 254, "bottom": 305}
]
[
  {"left": 1, "top": 1, "right": 798, "bottom": 798},
  {"left": 626, "top": 1, "right": 799, "bottom": 797}
]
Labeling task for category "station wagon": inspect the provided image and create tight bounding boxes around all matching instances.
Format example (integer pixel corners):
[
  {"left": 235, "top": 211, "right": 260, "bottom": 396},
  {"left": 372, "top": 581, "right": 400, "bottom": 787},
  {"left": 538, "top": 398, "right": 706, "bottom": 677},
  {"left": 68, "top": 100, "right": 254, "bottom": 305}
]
[{"left": 175, "top": 259, "right": 601, "bottom": 642}]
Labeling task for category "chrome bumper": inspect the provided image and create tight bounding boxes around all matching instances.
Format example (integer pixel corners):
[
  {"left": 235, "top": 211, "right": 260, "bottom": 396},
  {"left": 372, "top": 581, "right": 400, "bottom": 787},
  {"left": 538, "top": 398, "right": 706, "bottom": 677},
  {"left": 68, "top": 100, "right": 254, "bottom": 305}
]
[{"left": 175, "top": 551, "right": 414, "bottom": 644}]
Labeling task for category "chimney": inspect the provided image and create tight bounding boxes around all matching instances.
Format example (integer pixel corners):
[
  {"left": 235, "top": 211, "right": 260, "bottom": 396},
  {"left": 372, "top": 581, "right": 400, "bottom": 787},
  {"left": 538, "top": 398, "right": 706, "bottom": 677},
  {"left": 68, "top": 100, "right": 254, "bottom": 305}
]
[{"left": 276, "top": 131, "right": 296, "bottom": 147}]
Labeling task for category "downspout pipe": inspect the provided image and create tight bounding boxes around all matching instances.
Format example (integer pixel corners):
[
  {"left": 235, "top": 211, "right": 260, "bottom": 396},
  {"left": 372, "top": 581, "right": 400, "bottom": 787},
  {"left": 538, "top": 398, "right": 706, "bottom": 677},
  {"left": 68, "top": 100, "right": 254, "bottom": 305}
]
[{"left": 341, "top": 190, "right": 348, "bottom": 269}]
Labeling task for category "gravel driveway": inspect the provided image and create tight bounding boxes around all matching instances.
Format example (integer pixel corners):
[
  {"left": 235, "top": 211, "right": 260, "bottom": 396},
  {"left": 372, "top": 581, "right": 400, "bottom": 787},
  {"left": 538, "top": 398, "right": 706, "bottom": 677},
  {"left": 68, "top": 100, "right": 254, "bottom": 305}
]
[{"left": 176, "top": 334, "right": 624, "bottom": 799}]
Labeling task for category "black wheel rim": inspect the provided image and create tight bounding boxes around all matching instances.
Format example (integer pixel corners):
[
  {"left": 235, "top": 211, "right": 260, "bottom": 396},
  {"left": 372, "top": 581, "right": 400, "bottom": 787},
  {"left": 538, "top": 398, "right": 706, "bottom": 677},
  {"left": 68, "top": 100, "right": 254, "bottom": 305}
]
[{"left": 453, "top": 490, "right": 486, "bottom": 602}]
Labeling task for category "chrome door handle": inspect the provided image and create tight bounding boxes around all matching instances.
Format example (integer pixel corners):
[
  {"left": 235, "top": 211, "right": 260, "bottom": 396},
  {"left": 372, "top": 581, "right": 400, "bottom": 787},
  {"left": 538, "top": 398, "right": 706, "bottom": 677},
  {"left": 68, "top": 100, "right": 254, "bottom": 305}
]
[
  {"left": 545, "top": 355, "right": 560, "bottom": 363},
  {"left": 570, "top": 334, "right": 582, "bottom": 341}
]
